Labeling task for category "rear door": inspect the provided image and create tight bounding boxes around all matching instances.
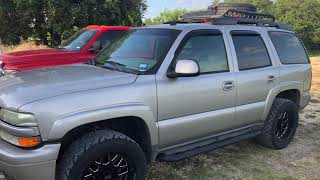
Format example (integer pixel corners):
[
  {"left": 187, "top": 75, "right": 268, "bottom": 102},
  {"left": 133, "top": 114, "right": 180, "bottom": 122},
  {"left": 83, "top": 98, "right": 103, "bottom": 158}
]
[{"left": 228, "top": 30, "right": 278, "bottom": 125}]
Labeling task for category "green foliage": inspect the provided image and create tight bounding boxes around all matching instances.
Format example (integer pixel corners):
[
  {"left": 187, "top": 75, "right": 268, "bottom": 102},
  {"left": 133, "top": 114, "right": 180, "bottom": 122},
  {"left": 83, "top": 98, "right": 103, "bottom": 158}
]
[
  {"left": 0, "top": 0, "right": 32, "bottom": 45},
  {"left": 274, "top": 0, "right": 320, "bottom": 50},
  {"left": 0, "top": 0, "right": 147, "bottom": 46},
  {"left": 1, "top": 0, "right": 320, "bottom": 50},
  {"left": 144, "top": 9, "right": 190, "bottom": 25}
]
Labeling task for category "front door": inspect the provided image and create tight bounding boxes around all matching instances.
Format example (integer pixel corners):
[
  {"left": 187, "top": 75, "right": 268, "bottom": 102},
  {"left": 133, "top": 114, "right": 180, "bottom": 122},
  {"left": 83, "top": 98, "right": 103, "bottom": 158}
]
[{"left": 156, "top": 29, "right": 237, "bottom": 149}]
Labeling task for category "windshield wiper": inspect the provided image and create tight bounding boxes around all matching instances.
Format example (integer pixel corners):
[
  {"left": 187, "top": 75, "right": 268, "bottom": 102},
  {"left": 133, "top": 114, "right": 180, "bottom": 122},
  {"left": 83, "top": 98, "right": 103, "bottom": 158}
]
[
  {"left": 104, "top": 61, "right": 127, "bottom": 67},
  {"left": 102, "top": 61, "right": 141, "bottom": 75},
  {"left": 103, "top": 61, "right": 127, "bottom": 72}
]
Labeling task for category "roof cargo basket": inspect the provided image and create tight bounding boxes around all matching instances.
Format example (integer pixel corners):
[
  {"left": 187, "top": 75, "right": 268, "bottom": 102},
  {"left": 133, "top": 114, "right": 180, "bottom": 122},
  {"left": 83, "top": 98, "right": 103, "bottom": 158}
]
[
  {"left": 209, "top": 3, "right": 257, "bottom": 14},
  {"left": 176, "top": 9, "right": 291, "bottom": 30},
  {"left": 180, "top": 9, "right": 275, "bottom": 23}
]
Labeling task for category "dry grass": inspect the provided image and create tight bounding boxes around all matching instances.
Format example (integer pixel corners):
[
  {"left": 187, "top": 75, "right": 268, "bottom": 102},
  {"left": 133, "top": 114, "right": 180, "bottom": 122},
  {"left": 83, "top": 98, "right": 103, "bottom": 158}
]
[
  {"left": 311, "top": 56, "right": 320, "bottom": 93},
  {"left": 1, "top": 41, "right": 47, "bottom": 54}
]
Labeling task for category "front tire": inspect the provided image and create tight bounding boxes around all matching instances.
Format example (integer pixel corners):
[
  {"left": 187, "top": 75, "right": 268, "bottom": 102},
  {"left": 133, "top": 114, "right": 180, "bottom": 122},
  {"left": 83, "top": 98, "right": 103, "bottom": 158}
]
[
  {"left": 56, "top": 130, "right": 147, "bottom": 180},
  {"left": 256, "top": 98, "right": 299, "bottom": 149}
]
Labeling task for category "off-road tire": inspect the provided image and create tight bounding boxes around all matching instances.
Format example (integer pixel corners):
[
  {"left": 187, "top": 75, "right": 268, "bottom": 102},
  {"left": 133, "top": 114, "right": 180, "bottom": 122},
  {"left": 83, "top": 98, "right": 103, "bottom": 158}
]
[
  {"left": 256, "top": 98, "right": 299, "bottom": 149},
  {"left": 56, "top": 130, "right": 147, "bottom": 180}
]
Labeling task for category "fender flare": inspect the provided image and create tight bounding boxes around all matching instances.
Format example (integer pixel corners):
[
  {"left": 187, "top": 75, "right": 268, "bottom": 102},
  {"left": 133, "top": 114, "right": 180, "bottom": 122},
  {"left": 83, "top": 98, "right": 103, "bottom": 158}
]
[
  {"left": 48, "top": 103, "right": 158, "bottom": 146},
  {"left": 262, "top": 82, "right": 303, "bottom": 121}
]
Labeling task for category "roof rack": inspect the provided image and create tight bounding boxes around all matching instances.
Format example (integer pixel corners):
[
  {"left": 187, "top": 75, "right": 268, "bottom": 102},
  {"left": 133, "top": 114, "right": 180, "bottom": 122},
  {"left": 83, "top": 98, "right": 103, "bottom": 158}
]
[{"left": 167, "top": 9, "right": 291, "bottom": 31}]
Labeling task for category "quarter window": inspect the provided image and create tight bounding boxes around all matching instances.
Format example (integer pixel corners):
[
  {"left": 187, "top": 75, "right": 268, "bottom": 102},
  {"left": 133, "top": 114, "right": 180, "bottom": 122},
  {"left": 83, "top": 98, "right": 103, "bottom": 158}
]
[
  {"left": 232, "top": 34, "right": 271, "bottom": 71},
  {"left": 269, "top": 31, "right": 309, "bottom": 64},
  {"left": 176, "top": 33, "right": 229, "bottom": 74}
]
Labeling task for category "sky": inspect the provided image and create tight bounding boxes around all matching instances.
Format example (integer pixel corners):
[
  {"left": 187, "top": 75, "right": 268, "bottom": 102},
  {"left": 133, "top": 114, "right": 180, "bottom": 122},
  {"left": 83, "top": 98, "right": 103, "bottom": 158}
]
[{"left": 145, "top": 0, "right": 213, "bottom": 18}]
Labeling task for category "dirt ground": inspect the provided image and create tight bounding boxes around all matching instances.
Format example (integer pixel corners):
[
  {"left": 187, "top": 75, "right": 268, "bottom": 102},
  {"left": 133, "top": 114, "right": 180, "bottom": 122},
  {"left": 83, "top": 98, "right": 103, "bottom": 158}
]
[{"left": 0, "top": 57, "right": 319, "bottom": 180}]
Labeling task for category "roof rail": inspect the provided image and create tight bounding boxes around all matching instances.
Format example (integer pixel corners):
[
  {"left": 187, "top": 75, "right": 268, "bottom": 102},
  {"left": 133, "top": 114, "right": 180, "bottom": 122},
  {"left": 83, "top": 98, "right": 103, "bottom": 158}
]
[
  {"left": 212, "top": 16, "right": 291, "bottom": 31},
  {"left": 174, "top": 9, "right": 291, "bottom": 31}
]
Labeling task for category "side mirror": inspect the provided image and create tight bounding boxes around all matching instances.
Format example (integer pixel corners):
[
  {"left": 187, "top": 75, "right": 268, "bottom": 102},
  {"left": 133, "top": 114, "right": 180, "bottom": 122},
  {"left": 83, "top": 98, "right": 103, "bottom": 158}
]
[
  {"left": 167, "top": 59, "right": 200, "bottom": 78},
  {"left": 88, "top": 41, "right": 101, "bottom": 53}
]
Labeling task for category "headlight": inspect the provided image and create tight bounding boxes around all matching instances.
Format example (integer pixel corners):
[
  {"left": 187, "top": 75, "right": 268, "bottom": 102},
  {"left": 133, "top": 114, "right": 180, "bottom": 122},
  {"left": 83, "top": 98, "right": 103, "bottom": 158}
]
[
  {"left": 0, "top": 109, "right": 37, "bottom": 127},
  {"left": 0, "top": 109, "right": 41, "bottom": 147}
]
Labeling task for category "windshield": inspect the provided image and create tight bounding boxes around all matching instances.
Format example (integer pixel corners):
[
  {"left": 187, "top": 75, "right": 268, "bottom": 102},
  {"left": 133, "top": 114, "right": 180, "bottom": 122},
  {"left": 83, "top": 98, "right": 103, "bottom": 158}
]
[
  {"left": 59, "top": 29, "right": 98, "bottom": 52},
  {"left": 94, "top": 29, "right": 181, "bottom": 74}
]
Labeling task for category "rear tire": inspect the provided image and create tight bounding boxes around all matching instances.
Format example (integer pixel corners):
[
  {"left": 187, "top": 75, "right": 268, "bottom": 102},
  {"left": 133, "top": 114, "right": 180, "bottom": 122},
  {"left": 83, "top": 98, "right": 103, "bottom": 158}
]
[
  {"left": 256, "top": 98, "right": 299, "bottom": 149},
  {"left": 56, "top": 130, "right": 147, "bottom": 180}
]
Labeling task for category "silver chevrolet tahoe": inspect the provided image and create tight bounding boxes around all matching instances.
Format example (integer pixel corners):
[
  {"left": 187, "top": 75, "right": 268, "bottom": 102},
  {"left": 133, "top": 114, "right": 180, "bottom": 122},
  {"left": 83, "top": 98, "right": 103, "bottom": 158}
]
[{"left": 0, "top": 10, "right": 312, "bottom": 180}]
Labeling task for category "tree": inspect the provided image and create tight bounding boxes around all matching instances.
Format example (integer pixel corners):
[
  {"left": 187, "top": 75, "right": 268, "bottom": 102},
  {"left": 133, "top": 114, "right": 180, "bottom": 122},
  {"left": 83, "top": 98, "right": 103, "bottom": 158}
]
[
  {"left": 274, "top": 0, "right": 320, "bottom": 50},
  {"left": 144, "top": 9, "right": 189, "bottom": 25},
  {"left": 0, "top": 0, "right": 147, "bottom": 46},
  {"left": 0, "top": 0, "right": 32, "bottom": 45}
]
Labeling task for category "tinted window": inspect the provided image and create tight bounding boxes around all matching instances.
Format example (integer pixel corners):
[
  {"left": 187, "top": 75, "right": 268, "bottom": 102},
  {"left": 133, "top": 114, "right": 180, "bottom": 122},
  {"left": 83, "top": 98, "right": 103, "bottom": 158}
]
[
  {"left": 176, "top": 34, "right": 229, "bottom": 74},
  {"left": 94, "top": 29, "right": 181, "bottom": 74},
  {"left": 269, "top": 32, "right": 309, "bottom": 64},
  {"left": 232, "top": 34, "right": 271, "bottom": 71},
  {"left": 95, "top": 30, "right": 126, "bottom": 50}
]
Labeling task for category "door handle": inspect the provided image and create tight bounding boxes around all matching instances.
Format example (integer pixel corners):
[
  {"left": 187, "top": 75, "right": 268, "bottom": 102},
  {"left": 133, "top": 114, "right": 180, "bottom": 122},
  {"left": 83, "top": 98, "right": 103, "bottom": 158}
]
[
  {"left": 267, "top": 75, "right": 276, "bottom": 83},
  {"left": 223, "top": 81, "right": 235, "bottom": 91}
]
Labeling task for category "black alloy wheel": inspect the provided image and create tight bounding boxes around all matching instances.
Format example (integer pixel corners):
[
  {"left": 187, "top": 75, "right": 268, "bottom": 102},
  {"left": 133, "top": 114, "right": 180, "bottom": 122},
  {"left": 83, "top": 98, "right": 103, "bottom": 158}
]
[
  {"left": 82, "top": 153, "right": 133, "bottom": 180},
  {"left": 275, "top": 111, "right": 293, "bottom": 141}
]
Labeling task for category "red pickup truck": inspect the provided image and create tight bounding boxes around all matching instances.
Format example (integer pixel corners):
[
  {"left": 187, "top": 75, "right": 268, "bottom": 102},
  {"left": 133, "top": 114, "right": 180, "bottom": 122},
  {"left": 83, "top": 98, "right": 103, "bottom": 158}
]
[{"left": 0, "top": 25, "right": 129, "bottom": 72}]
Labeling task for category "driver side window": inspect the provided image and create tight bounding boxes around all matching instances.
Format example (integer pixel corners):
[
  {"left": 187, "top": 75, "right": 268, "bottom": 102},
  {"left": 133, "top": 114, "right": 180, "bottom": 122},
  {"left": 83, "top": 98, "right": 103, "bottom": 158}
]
[{"left": 176, "top": 32, "right": 229, "bottom": 74}]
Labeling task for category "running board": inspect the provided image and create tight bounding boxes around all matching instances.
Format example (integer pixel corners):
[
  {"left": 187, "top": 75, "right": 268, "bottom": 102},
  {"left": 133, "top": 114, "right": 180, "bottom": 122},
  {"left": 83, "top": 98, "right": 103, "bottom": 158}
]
[{"left": 158, "top": 125, "right": 262, "bottom": 162}]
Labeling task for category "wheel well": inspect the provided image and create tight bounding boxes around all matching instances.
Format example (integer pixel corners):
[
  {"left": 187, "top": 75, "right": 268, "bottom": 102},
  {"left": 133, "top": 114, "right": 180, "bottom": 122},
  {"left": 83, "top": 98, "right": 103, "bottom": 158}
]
[
  {"left": 276, "top": 89, "right": 300, "bottom": 105},
  {"left": 57, "top": 117, "right": 153, "bottom": 162}
]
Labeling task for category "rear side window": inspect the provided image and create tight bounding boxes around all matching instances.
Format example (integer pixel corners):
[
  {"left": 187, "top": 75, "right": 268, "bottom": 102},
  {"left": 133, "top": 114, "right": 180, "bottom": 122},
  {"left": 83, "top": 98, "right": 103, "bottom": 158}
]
[
  {"left": 269, "top": 32, "right": 309, "bottom": 64},
  {"left": 232, "top": 33, "right": 271, "bottom": 71}
]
